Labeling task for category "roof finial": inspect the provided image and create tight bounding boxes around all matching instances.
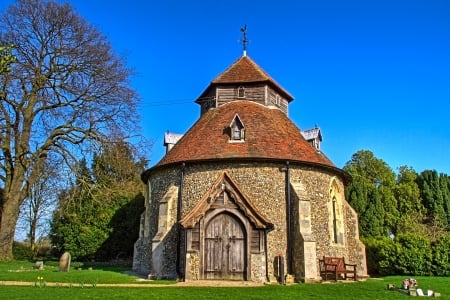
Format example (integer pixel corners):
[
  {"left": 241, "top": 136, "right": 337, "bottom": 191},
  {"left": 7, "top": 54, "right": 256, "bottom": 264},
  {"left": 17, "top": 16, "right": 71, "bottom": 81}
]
[{"left": 240, "top": 25, "right": 248, "bottom": 57}]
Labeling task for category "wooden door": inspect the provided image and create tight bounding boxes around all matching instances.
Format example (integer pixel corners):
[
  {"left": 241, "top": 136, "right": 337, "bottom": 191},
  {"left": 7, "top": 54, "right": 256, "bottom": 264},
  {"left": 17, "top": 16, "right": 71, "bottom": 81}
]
[{"left": 204, "top": 213, "right": 245, "bottom": 280}]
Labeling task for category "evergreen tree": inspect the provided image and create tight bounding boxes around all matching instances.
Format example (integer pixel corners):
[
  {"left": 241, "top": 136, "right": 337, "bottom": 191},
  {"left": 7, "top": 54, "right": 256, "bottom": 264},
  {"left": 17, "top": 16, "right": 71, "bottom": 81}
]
[
  {"left": 440, "top": 173, "right": 450, "bottom": 230},
  {"left": 417, "top": 170, "right": 448, "bottom": 233},
  {"left": 394, "top": 166, "right": 426, "bottom": 235},
  {"left": 360, "top": 188, "right": 386, "bottom": 236},
  {"left": 51, "top": 142, "right": 145, "bottom": 260},
  {"left": 344, "top": 150, "right": 398, "bottom": 237}
]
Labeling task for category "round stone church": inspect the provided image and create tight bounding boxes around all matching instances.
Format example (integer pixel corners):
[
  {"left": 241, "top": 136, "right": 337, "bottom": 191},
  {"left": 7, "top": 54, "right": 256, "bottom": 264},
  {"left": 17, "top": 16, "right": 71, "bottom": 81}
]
[{"left": 133, "top": 53, "right": 367, "bottom": 283}]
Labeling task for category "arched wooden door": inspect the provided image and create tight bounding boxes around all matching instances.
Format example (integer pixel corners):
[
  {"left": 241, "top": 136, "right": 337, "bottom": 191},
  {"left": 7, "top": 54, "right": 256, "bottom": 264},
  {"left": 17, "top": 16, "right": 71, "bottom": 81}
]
[{"left": 204, "top": 213, "right": 245, "bottom": 280}]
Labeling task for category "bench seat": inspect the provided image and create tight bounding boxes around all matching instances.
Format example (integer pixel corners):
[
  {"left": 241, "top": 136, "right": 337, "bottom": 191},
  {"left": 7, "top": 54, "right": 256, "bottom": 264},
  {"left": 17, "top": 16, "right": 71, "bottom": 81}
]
[{"left": 319, "top": 256, "right": 357, "bottom": 281}]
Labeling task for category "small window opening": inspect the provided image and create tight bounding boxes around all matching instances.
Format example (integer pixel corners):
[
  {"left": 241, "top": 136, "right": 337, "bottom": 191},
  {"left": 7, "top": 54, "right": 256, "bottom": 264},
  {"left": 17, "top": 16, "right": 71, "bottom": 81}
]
[
  {"left": 275, "top": 94, "right": 280, "bottom": 104},
  {"left": 229, "top": 114, "right": 245, "bottom": 141},
  {"left": 238, "top": 86, "right": 245, "bottom": 98},
  {"left": 332, "top": 197, "right": 338, "bottom": 243},
  {"left": 232, "top": 126, "right": 241, "bottom": 139}
]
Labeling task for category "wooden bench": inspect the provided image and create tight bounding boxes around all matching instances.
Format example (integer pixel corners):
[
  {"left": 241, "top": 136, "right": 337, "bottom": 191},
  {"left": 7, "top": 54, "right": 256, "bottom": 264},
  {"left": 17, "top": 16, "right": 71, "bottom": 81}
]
[{"left": 319, "top": 256, "right": 357, "bottom": 281}]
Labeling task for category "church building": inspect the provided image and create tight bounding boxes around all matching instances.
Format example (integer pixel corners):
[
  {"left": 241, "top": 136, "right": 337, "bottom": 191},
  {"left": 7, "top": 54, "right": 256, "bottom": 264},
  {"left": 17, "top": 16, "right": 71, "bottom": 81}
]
[{"left": 133, "top": 42, "right": 367, "bottom": 282}]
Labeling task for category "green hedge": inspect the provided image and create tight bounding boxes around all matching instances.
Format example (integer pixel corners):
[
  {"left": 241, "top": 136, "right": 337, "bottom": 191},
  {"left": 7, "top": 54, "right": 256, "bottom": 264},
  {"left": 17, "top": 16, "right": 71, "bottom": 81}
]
[
  {"left": 432, "top": 234, "right": 450, "bottom": 276},
  {"left": 364, "top": 234, "right": 449, "bottom": 276}
]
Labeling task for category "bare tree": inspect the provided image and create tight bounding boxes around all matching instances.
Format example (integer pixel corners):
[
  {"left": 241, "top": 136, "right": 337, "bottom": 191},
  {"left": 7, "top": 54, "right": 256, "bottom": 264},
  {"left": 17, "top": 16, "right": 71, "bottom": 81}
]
[
  {"left": 17, "top": 156, "right": 61, "bottom": 254},
  {"left": 0, "top": 0, "right": 139, "bottom": 260}
]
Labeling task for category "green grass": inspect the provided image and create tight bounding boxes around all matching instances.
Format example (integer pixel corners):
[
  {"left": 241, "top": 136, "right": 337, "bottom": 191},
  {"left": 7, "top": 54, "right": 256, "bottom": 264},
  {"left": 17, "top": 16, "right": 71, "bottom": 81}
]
[
  {"left": 0, "top": 260, "right": 165, "bottom": 284},
  {"left": 0, "top": 261, "right": 449, "bottom": 299}
]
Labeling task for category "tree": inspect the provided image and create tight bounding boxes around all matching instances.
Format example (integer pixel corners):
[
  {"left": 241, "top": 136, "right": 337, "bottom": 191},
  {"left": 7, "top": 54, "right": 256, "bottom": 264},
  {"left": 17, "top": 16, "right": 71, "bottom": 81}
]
[
  {"left": 0, "top": 44, "right": 15, "bottom": 74},
  {"left": 50, "top": 158, "right": 95, "bottom": 258},
  {"left": 344, "top": 150, "right": 398, "bottom": 237},
  {"left": 394, "top": 166, "right": 426, "bottom": 235},
  {"left": 16, "top": 156, "right": 61, "bottom": 254},
  {"left": 417, "top": 170, "right": 449, "bottom": 236},
  {"left": 0, "top": 0, "right": 139, "bottom": 260},
  {"left": 51, "top": 141, "right": 145, "bottom": 260},
  {"left": 440, "top": 173, "right": 450, "bottom": 230}
]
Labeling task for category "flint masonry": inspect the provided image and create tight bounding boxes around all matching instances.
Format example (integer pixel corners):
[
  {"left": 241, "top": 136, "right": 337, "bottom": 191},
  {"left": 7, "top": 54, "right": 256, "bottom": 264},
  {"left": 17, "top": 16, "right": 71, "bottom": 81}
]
[{"left": 133, "top": 51, "right": 368, "bottom": 283}]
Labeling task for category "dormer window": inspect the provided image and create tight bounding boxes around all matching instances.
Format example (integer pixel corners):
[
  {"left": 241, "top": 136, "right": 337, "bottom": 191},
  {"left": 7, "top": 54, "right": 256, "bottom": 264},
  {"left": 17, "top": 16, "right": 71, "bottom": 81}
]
[
  {"left": 229, "top": 114, "right": 245, "bottom": 142},
  {"left": 237, "top": 86, "right": 245, "bottom": 98}
]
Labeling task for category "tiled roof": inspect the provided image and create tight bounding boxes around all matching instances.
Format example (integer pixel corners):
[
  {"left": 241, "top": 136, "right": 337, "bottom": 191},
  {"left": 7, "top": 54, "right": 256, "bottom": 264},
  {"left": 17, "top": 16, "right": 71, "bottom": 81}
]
[
  {"left": 153, "top": 101, "right": 336, "bottom": 170},
  {"left": 213, "top": 56, "right": 272, "bottom": 83},
  {"left": 197, "top": 56, "right": 293, "bottom": 102}
]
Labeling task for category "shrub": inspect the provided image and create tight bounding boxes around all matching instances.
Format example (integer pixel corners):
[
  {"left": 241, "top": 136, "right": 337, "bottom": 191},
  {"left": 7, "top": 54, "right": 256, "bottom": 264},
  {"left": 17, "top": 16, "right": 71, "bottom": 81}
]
[
  {"left": 13, "top": 241, "right": 34, "bottom": 260},
  {"left": 394, "top": 233, "right": 432, "bottom": 276},
  {"left": 362, "top": 236, "right": 398, "bottom": 275},
  {"left": 432, "top": 234, "right": 450, "bottom": 276}
]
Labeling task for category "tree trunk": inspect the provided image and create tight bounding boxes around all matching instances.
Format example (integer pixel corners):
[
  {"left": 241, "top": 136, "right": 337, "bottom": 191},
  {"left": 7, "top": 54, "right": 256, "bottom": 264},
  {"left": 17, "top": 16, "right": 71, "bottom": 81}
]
[
  {"left": 0, "top": 194, "right": 21, "bottom": 260},
  {"left": 30, "top": 208, "right": 37, "bottom": 253}
]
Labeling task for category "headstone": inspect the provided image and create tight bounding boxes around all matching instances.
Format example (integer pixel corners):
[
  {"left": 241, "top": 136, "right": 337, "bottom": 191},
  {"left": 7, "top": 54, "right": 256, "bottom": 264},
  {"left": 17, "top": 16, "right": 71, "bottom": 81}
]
[
  {"left": 409, "top": 287, "right": 417, "bottom": 297},
  {"left": 35, "top": 261, "right": 44, "bottom": 270},
  {"left": 59, "top": 252, "right": 71, "bottom": 272},
  {"left": 285, "top": 274, "right": 294, "bottom": 284}
]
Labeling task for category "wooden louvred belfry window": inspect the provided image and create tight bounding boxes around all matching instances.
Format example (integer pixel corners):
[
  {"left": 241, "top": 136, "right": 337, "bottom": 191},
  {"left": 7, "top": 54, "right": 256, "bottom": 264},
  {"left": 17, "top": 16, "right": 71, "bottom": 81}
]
[{"left": 237, "top": 86, "right": 245, "bottom": 98}]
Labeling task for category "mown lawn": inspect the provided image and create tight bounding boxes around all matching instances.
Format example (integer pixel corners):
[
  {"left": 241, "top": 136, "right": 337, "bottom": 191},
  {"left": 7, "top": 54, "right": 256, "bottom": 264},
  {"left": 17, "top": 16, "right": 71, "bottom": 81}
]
[
  {"left": 0, "top": 260, "right": 147, "bottom": 284},
  {"left": 0, "top": 261, "right": 449, "bottom": 299}
]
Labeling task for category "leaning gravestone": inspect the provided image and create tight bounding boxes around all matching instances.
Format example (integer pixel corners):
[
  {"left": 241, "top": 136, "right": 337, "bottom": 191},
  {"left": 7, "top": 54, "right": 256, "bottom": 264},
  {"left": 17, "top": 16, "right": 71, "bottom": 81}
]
[{"left": 59, "top": 252, "right": 71, "bottom": 272}]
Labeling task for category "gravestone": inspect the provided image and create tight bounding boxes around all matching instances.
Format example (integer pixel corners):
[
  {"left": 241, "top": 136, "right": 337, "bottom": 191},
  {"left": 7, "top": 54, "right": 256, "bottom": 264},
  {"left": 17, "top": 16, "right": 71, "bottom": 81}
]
[
  {"left": 285, "top": 274, "right": 294, "bottom": 284},
  {"left": 59, "top": 251, "right": 71, "bottom": 272},
  {"left": 35, "top": 261, "right": 44, "bottom": 270}
]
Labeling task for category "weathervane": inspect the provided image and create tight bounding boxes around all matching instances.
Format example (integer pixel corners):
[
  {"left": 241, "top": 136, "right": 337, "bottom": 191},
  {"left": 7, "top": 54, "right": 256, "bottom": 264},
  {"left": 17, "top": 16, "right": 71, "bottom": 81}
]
[{"left": 240, "top": 25, "right": 248, "bottom": 57}]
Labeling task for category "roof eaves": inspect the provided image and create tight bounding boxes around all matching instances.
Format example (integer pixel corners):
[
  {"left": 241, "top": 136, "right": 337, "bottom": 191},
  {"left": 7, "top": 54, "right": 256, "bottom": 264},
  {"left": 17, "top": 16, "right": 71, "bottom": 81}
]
[{"left": 141, "top": 157, "right": 348, "bottom": 184}]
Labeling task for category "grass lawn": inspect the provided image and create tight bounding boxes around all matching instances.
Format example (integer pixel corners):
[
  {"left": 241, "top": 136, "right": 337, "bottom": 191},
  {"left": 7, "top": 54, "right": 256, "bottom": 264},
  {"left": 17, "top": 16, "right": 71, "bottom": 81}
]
[
  {"left": 0, "top": 260, "right": 149, "bottom": 284},
  {"left": 0, "top": 261, "right": 449, "bottom": 299}
]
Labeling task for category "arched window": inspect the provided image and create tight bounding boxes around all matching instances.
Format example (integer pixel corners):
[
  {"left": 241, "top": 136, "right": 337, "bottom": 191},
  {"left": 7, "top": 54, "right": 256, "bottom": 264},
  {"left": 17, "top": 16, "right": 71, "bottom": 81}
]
[
  {"left": 332, "top": 197, "right": 338, "bottom": 243},
  {"left": 329, "top": 179, "right": 345, "bottom": 245}
]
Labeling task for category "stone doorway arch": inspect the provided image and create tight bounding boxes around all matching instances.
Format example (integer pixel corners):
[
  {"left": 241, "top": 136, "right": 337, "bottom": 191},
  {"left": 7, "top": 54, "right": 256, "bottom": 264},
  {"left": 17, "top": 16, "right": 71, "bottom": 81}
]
[{"left": 180, "top": 172, "right": 273, "bottom": 281}]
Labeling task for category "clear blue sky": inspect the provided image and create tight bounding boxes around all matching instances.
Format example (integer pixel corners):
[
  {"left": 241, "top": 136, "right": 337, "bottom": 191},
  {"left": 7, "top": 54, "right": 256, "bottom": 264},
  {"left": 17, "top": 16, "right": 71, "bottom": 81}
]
[{"left": 2, "top": 0, "right": 450, "bottom": 175}]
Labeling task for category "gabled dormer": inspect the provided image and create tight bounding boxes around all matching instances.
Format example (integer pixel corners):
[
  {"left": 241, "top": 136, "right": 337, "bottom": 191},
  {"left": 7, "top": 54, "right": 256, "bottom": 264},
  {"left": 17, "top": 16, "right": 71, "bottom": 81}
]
[
  {"left": 229, "top": 114, "right": 245, "bottom": 142},
  {"left": 196, "top": 56, "right": 294, "bottom": 115},
  {"left": 301, "top": 127, "right": 322, "bottom": 150}
]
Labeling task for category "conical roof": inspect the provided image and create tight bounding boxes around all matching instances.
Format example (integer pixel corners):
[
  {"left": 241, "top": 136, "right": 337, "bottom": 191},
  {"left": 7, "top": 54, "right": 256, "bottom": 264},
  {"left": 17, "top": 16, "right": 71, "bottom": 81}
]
[
  {"left": 196, "top": 56, "right": 293, "bottom": 102},
  {"left": 152, "top": 101, "right": 336, "bottom": 170},
  {"left": 142, "top": 56, "right": 348, "bottom": 182}
]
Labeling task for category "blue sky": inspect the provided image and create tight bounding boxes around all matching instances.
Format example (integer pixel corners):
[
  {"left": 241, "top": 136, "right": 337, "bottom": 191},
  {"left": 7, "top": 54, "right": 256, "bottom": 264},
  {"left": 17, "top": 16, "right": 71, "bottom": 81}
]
[{"left": 2, "top": 0, "right": 450, "bottom": 175}]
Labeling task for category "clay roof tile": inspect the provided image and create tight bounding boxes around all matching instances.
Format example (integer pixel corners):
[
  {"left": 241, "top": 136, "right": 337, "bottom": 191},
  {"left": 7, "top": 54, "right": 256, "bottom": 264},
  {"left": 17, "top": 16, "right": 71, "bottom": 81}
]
[
  {"left": 155, "top": 101, "right": 335, "bottom": 168},
  {"left": 197, "top": 56, "right": 293, "bottom": 102}
]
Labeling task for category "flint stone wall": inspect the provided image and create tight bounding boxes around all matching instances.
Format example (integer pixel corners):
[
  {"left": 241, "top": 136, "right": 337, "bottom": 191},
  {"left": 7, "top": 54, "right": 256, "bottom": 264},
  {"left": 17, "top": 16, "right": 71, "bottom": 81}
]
[{"left": 132, "top": 160, "right": 366, "bottom": 281}]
